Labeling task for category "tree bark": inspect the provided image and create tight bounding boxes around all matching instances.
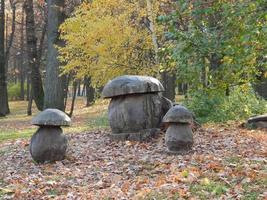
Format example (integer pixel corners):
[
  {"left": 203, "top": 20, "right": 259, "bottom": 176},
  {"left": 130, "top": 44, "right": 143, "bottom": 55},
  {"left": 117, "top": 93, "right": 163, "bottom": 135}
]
[
  {"left": 69, "top": 81, "right": 77, "bottom": 117},
  {"left": 77, "top": 80, "right": 81, "bottom": 96},
  {"left": 0, "top": 0, "right": 10, "bottom": 116},
  {"left": 81, "top": 80, "right": 86, "bottom": 96},
  {"left": 5, "top": 0, "right": 16, "bottom": 69},
  {"left": 161, "top": 71, "right": 176, "bottom": 102},
  {"left": 146, "top": 0, "right": 159, "bottom": 65},
  {"left": 25, "top": 0, "right": 44, "bottom": 111},
  {"left": 44, "top": 0, "right": 67, "bottom": 111},
  {"left": 19, "top": 9, "right": 25, "bottom": 100},
  {"left": 26, "top": 67, "right": 30, "bottom": 101},
  {"left": 85, "top": 76, "right": 95, "bottom": 107},
  {"left": 27, "top": 89, "right": 33, "bottom": 116},
  {"left": 36, "top": 15, "right": 47, "bottom": 69}
]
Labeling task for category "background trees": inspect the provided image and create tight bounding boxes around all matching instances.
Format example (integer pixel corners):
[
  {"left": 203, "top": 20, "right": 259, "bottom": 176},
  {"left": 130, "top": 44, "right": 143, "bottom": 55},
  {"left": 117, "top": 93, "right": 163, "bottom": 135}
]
[
  {"left": 160, "top": 0, "right": 266, "bottom": 94},
  {"left": 158, "top": 0, "right": 267, "bottom": 122},
  {"left": 59, "top": 0, "right": 156, "bottom": 87},
  {"left": 0, "top": 0, "right": 266, "bottom": 122}
]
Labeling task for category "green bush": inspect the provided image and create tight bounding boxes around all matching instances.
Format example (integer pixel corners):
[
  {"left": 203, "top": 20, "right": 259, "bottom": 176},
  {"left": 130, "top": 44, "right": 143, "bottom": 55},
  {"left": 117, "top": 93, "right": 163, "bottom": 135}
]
[
  {"left": 184, "top": 85, "right": 267, "bottom": 123},
  {"left": 8, "top": 83, "right": 21, "bottom": 101}
]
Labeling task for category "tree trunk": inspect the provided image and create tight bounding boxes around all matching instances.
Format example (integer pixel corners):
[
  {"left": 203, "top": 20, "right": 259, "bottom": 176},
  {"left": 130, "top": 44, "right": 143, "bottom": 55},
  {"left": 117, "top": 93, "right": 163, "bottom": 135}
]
[
  {"left": 85, "top": 76, "right": 95, "bottom": 107},
  {"left": 81, "top": 80, "right": 86, "bottom": 96},
  {"left": 161, "top": 71, "right": 176, "bottom": 102},
  {"left": 27, "top": 89, "right": 33, "bottom": 116},
  {"left": 36, "top": 15, "right": 47, "bottom": 68},
  {"left": 19, "top": 9, "right": 25, "bottom": 100},
  {"left": 146, "top": 0, "right": 176, "bottom": 101},
  {"left": 25, "top": 0, "right": 44, "bottom": 111},
  {"left": 146, "top": 0, "right": 159, "bottom": 65},
  {"left": 64, "top": 74, "right": 71, "bottom": 109},
  {"left": 77, "top": 80, "right": 81, "bottom": 96},
  {"left": 44, "top": 0, "right": 67, "bottom": 111},
  {"left": 69, "top": 81, "right": 77, "bottom": 117},
  {"left": 5, "top": 0, "right": 16, "bottom": 69},
  {"left": 26, "top": 69, "right": 30, "bottom": 101},
  {"left": 0, "top": 0, "right": 10, "bottom": 116}
]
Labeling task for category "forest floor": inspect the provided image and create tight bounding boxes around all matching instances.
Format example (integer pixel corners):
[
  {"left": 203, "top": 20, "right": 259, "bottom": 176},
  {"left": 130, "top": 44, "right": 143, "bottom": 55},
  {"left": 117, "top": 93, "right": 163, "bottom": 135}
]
[{"left": 0, "top": 99, "right": 266, "bottom": 199}]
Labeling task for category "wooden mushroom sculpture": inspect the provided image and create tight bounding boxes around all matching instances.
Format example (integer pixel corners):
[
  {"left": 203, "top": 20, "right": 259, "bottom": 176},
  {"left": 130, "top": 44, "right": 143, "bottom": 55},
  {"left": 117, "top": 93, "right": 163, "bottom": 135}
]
[
  {"left": 102, "top": 75, "right": 172, "bottom": 141},
  {"left": 162, "top": 105, "right": 193, "bottom": 153},
  {"left": 30, "top": 109, "right": 71, "bottom": 163}
]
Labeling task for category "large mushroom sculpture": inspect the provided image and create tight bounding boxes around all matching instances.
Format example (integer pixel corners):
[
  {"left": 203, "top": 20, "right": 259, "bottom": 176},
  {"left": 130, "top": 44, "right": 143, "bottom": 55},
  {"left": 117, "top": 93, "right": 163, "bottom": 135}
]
[
  {"left": 162, "top": 105, "right": 193, "bottom": 153},
  {"left": 102, "top": 75, "right": 172, "bottom": 141},
  {"left": 30, "top": 109, "right": 71, "bottom": 163}
]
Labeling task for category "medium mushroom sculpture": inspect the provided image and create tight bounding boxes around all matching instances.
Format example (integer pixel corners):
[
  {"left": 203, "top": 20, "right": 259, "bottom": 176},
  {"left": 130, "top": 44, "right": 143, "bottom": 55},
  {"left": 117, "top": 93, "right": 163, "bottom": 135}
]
[
  {"left": 102, "top": 75, "right": 172, "bottom": 141},
  {"left": 162, "top": 105, "right": 193, "bottom": 153},
  {"left": 30, "top": 109, "right": 71, "bottom": 163}
]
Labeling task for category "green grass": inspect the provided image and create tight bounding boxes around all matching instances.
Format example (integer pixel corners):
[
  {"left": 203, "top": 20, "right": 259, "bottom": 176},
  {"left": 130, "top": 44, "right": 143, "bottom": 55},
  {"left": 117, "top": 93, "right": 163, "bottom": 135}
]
[
  {"left": 241, "top": 178, "right": 267, "bottom": 200},
  {"left": 225, "top": 156, "right": 242, "bottom": 164},
  {"left": 0, "top": 178, "right": 14, "bottom": 199},
  {"left": 0, "top": 98, "right": 109, "bottom": 143},
  {"left": 143, "top": 191, "right": 180, "bottom": 200},
  {"left": 87, "top": 112, "right": 109, "bottom": 129},
  {"left": 0, "top": 129, "right": 34, "bottom": 142},
  {"left": 47, "top": 188, "right": 59, "bottom": 196},
  {"left": 190, "top": 180, "right": 228, "bottom": 200}
]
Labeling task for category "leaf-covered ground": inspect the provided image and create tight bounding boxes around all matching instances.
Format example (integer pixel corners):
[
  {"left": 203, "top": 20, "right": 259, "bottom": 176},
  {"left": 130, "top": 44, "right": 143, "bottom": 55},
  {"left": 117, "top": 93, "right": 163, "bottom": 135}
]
[{"left": 0, "top": 124, "right": 266, "bottom": 199}]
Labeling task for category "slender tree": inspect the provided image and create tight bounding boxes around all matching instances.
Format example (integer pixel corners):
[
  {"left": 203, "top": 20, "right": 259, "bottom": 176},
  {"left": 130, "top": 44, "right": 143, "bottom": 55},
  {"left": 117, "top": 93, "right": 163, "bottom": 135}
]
[
  {"left": 5, "top": 0, "right": 17, "bottom": 69},
  {"left": 84, "top": 76, "right": 95, "bottom": 107},
  {"left": 24, "top": 0, "right": 44, "bottom": 111},
  {"left": 146, "top": 0, "right": 176, "bottom": 101},
  {"left": 0, "top": 0, "right": 10, "bottom": 116},
  {"left": 44, "top": 0, "right": 67, "bottom": 111},
  {"left": 19, "top": 8, "right": 25, "bottom": 100},
  {"left": 69, "top": 80, "right": 77, "bottom": 117}
]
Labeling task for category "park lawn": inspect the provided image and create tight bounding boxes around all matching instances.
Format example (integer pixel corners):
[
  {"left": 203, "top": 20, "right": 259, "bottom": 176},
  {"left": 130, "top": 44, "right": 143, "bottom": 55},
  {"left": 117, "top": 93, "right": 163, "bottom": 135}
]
[{"left": 0, "top": 98, "right": 109, "bottom": 143}]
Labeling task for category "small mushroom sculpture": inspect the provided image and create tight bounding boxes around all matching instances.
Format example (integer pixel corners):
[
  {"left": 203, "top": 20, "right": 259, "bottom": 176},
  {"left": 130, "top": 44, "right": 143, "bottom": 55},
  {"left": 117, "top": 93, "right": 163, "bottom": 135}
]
[
  {"left": 30, "top": 109, "right": 71, "bottom": 163},
  {"left": 162, "top": 105, "right": 193, "bottom": 153},
  {"left": 247, "top": 114, "right": 267, "bottom": 129},
  {"left": 102, "top": 75, "right": 172, "bottom": 141}
]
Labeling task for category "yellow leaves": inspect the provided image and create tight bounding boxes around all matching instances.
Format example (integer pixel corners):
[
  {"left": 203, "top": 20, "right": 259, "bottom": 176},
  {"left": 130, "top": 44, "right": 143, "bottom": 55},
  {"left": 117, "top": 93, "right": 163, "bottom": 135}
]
[
  {"left": 200, "top": 177, "right": 211, "bottom": 186},
  {"left": 59, "top": 0, "right": 159, "bottom": 86},
  {"left": 0, "top": 187, "right": 14, "bottom": 195},
  {"left": 223, "top": 56, "right": 233, "bottom": 64},
  {"left": 181, "top": 169, "right": 189, "bottom": 178}
]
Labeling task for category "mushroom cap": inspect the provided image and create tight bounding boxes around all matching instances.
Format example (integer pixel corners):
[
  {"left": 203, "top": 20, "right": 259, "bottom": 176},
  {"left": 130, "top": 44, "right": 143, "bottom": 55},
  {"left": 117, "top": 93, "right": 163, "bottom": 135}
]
[
  {"left": 102, "top": 75, "right": 164, "bottom": 98},
  {"left": 32, "top": 109, "right": 71, "bottom": 126},
  {"left": 162, "top": 105, "right": 193, "bottom": 123},
  {"left": 248, "top": 114, "right": 267, "bottom": 123}
]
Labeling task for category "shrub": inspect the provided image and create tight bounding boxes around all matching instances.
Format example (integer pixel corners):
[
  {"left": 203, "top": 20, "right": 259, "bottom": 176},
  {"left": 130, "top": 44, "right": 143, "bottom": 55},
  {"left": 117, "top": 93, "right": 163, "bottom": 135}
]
[
  {"left": 8, "top": 83, "right": 22, "bottom": 101},
  {"left": 184, "top": 85, "right": 267, "bottom": 123}
]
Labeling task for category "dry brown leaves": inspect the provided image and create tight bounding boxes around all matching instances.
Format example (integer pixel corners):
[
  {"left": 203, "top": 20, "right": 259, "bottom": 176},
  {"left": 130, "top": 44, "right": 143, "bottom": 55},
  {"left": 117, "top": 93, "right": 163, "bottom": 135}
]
[{"left": 0, "top": 125, "right": 266, "bottom": 200}]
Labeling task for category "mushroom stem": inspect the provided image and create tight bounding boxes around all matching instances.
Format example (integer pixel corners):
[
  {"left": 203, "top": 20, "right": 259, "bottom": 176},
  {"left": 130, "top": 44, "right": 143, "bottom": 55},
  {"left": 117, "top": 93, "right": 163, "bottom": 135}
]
[{"left": 165, "top": 124, "right": 193, "bottom": 153}]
